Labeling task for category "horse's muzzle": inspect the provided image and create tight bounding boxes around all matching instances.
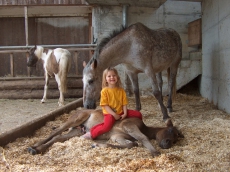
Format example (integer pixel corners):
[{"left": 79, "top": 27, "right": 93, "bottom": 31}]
[
  {"left": 159, "top": 139, "right": 173, "bottom": 149},
  {"left": 84, "top": 101, "right": 96, "bottom": 109}
]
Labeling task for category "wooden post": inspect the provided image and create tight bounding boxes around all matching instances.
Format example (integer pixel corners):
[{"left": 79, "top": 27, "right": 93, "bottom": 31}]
[
  {"left": 10, "top": 53, "right": 14, "bottom": 77},
  {"left": 74, "top": 51, "right": 79, "bottom": 75},
  {"left": 26, "top": 52, "right": 31, "bottom": 77}
]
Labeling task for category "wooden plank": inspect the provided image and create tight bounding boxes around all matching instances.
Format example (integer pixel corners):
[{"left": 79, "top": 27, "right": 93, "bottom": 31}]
[
  {"left": 0, "top": 79, "right": 83, "bottom": 90},
  {"left": 188, "top": 18, "right": 202, "bottom": 47},
  {"left": 0, "top": 89, "right": 83, "bottom": 99}
]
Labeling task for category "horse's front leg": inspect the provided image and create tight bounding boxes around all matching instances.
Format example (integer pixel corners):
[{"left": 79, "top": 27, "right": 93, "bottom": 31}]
[
  {"left": 148, "top": 71, "right": 170, "bottom": 120},
  {"left": 156, "top": 72, "right": 163, "bottom": 101},
  {"left": 55, "top": 74, "right": 64, "bottom": 106},
  {"left": 127, "top": 73, "right": 141, "bottom": 111},
  {"left": 41, "top": 72, "right": 49, "bottom": 103}
]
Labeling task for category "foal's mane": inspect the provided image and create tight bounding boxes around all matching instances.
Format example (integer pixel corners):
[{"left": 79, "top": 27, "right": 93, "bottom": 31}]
[{"left": 88, "top": 25, "right": 127, "bottom": 65}]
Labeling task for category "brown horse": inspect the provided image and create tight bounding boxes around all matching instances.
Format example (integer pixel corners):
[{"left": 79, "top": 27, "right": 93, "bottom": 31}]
[
  {"left": 27, "top": 45, "right": 72, "bottom": 106},
  {"left": 82, "top": 22, "right": 182, "bottom": 121},
  {"left": 27, "top": 109, "right": 184, "bottom": 157}
]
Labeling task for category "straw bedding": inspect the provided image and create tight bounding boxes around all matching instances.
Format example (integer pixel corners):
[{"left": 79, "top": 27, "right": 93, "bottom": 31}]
[{"left": 1, "top": 93, "right": 230, "bottom": 172}]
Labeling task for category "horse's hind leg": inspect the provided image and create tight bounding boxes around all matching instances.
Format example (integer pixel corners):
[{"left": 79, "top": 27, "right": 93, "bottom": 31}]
[
  {"left": 167, "top": 65, "right": 179, "bottom": 113},
  {"left": 41, "top": 72, "right": 49, "bottom": 103},
  {"left": 54, "top": 74, "right": 64, "bottom": 106}
]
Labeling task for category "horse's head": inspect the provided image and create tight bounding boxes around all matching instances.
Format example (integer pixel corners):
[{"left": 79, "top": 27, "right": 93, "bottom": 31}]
[
  {"left": 82, "top": 58, "right": 102, "bottom": 109},
  {"left": 156, "top": 119, "right": 184, "bottom": 149},
  {"left": 27, "top": 45, "right": 39, "bottom": 67}
]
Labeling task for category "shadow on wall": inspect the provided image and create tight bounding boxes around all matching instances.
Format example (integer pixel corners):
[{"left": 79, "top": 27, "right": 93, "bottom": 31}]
[{"left": 177, "top": 75, "right": 201, "bottom": 96}]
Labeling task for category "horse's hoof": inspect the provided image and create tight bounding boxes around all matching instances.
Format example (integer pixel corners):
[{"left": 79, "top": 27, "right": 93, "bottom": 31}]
[
  {"left": 58, "top": 102, "right": 64, "bottom": 106},
  {"left": 27, "top": 147, "right": 37, "bottom": 155},
  {"left": 167, "top": 108, "right": 173, "bottom": 113},
  {"left": 163, "top": 117, "right": 171, "bottom": 122},
  {"left": 91, "top": 143, "right": 98, "bottom": 148}
]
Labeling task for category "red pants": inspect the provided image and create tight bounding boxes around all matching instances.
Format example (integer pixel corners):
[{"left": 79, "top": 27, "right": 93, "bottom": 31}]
[{"left": 90, "top": 109, "right": 142, "bottom": 139}]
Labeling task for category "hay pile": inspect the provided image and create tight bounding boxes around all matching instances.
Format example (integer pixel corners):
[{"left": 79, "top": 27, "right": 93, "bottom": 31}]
[{"left": 1, "top": 93, "right": 230, "bottom": 171}]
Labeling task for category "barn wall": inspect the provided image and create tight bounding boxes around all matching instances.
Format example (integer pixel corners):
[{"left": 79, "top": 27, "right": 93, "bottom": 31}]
[
  {"left": 0, "top": 6, "right": 91, "bottom": 77},
  {"left": 201, "top": 0, "right": 230, "bottom": 113},
  {"left": 91, "top": 1, "right": 202, "bottom": 95}
]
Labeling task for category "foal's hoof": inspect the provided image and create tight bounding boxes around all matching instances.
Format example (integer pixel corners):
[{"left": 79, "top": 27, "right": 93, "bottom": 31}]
[
  {"left": 27, "top": 147, "right": 37, "bottom": 155},
  {"left": 152, "top": 151, "right": 161, "bottom": 157}
]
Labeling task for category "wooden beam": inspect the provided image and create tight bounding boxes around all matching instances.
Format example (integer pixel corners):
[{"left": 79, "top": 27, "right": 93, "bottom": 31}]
[{"left": 0, "top": 98, "right": 84, "bottom": 147}]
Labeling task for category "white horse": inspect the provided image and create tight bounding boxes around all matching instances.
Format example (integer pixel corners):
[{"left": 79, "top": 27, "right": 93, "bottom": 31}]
[{"left": 27, "top": 45, "right": 71, "bottom": 106}]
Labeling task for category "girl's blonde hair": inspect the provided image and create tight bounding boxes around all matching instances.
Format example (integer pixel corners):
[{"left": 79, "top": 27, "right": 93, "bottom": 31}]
[{"left": 102, "top": 67, "right": 122, "bottom": 88}]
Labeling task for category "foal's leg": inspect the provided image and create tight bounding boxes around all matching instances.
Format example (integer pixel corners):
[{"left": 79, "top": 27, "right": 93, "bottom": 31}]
[
  {"left": 41, "top": 72, "right": 49, "bottom": 103},
  {"left": 93, "top": 133, "right": 138, "bottom": 149},
  {"left": 54, "top": 74, "right": 64, "bottom": 106},
  {"left": 29, "top": 128, "right": 82, "bottom": 154},
  {"left": 122, "top": 122, "right": 160, "bottom": 157}
]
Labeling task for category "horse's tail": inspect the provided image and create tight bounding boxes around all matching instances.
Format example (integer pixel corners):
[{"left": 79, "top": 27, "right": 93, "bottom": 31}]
[
  {"left": 167, "top": 68, "right": 176, "bottom": 101},
  {"left": 59, "top": 51, "right": 71, "bottom": 93}
]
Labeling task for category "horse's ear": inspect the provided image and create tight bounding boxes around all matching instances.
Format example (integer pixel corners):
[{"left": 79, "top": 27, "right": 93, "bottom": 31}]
[
  {"left": 91, "top": 59, "right": 97, "bottom": 69},
  {"left": 83, "top": 61, "right": 87, "bottom": 67},
  {"left": 35, "top": 45, "right": 37, "bottom": 49},
  {"left": 178, "top": 131, "right": 184, "bottom": 138},
  {"left": 165, "top": 119, "right": 173, "bottom": 127}
]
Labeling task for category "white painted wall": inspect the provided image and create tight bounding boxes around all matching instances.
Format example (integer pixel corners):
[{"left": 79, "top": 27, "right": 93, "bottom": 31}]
[
  {"left": 92, "top": 1, "right": 202, "bottom": 95},
  {"left": 201, "top": 0, "right": 230, "bottom": 113}
]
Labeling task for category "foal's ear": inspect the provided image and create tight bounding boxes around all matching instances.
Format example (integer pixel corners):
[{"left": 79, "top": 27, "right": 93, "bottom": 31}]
[
  {"left": 165, "top": 119, "right": 173, "bottom": 127},
  {"left": 91, "top": 59, "right": 97, "bottom": 69}
]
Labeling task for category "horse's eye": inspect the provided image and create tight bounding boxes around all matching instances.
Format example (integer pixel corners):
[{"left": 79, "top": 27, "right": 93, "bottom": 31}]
[{"left": 88, "top": 79, "right": 94, "bottom": 85}]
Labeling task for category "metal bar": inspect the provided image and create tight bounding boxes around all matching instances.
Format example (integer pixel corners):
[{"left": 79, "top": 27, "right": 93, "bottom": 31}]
[
  {"left": 0, "top": 47, "right": 96, "bottom": 54},
  {"left": 24, "top": 6, "right": 29, "bottom": 46},
  {"left": 122, "top": 5, "right": 128, "bottom": 27},
  {"left": 0, "top": 44, "right": 97, "bottom": 50}
]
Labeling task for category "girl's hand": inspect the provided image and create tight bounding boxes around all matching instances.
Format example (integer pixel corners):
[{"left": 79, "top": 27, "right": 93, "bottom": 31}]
[
  {"left": 113, "top": 113, "right": 121, "bottom": 120},
  {"left": 120, "top": 113, "right": 127, "bottom": 120}
]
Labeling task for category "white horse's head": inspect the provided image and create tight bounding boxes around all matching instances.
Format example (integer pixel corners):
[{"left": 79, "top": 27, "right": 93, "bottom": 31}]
[
  {"left": 82, "top": 58, "right": 102, "bottom": 109},
  {"left": 27, "top": 45, "right": 39, "bottom": 67}
]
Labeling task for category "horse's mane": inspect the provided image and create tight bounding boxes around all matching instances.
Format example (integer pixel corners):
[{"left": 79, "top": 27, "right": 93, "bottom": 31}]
[
  {"left": 88, "top": 25, "right": 126, "bottom": 64},
  {"left": 97, "top": 25, "right": 126, "bottom": 54}
]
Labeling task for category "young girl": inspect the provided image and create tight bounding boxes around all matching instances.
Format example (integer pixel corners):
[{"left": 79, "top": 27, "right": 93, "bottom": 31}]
[{"left": 81, "top": 67, "right": 143, "bottom": 140}]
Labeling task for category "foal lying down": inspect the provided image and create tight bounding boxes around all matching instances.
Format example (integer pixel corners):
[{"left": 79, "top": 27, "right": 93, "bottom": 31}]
[{"left": 28, "top": 109, "right": 184, "bottom": 157}]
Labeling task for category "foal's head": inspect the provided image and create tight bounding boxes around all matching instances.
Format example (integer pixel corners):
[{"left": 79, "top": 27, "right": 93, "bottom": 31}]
[
  {"left": 156, "top": 119, "right": 184, "bottom": 149},
  {"left": 27, "top": 45, "right": 39, "bottom": 67}
]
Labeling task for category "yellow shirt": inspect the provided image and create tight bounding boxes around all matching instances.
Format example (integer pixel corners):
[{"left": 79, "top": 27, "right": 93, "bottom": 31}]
[{"left": 100, "top": 87, "right": 128, "bottom": 115}]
